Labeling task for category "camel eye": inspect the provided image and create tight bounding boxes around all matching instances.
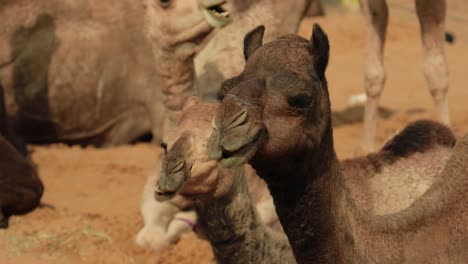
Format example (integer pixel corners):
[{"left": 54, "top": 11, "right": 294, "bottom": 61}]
[
  {"left": 287, "top": 94, "right": 312, "bottom": 108},
  {"left": 159, "top": 0, "right": 172, "bottom": 8}
]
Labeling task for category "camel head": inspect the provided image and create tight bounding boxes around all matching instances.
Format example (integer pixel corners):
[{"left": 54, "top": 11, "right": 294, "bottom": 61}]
[
  {"left": 207, "top": 24, "right": 331, "bottom": 170},
  {"left": 145, "top": 0, "right": 234, "bottom": 53},
  {"left": 154, "top": 99, "right": 233, "bottom": 201}
]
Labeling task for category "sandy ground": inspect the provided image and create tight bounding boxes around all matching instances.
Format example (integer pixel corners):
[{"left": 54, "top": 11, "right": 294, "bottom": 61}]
[{"left": 1, "top": 1, "right": 468, "bottom": 263}]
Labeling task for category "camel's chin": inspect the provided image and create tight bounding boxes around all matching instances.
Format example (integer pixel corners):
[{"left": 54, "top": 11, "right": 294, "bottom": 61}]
[{"left": 154, "top": 190, "right": 176, "bottom": 202}]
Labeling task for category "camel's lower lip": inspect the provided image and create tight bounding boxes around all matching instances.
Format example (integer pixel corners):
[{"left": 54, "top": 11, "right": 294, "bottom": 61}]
[
  {"left": 154, "top": 187, "right": 177, "bottom": 202},
  {"left": 218, "top": 137, "right": 261, "bottom": 168},
  {"left": 201, "top": 1, "right": 231, "bottom": 28}
]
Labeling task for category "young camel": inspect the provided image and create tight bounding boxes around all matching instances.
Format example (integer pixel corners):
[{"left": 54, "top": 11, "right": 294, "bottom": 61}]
[
  {"left": 208, "top": 24, "right": 468, "bottom": 263},
  {"left": 136, "top": 98, "right": 280, "bottom": 251},
  {"left": 147, "top": 101, "right": 455, "bottom": 258},
  {"left": 360, "top": 0, "right": 450, "bottom": 152},
  {"left": 0, "top": 83, "right": 43, "bottom": 228}
]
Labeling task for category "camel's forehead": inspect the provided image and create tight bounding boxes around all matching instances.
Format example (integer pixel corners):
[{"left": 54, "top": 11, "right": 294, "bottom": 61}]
[{"left": 246, "top": 38, "right": 312, "bottom": 75}]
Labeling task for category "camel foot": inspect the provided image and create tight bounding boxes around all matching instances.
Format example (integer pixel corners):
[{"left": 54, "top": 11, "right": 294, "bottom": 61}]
[{"left": 135, "top": 227, "right": 173, "bottom": 251}]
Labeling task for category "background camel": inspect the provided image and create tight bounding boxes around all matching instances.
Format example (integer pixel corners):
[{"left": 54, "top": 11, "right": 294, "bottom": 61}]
[
  {"left": 0, "top": 0, "right": 312, "bottom": 146},
  {"left": 0, "top": 0, "right": 158, "bottom": 146},
  {"left": 208, "top": 24, "right": 468, "bottom": 263},
  {"left": 145, "top": 0, "right": 313, "bottom": 137},
  {"left": 359, "top": 0, "right": 450, "bottom": 152},
  {"left": 0, "top": 83, "right": 43, "bottom": 229}
]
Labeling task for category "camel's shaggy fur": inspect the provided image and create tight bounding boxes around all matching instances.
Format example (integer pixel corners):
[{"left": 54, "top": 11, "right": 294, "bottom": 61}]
[{"left": 209, "top": 24, "right": 468, "bottom": 263}]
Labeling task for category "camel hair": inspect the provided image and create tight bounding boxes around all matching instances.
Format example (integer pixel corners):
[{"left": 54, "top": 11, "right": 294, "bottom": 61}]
[
  {"left": 149, "top": 99, "right": 456, "bottom": 260},
  {"left": 208, "top": 24, "right": 468, "bottom": 263},
  {"left": 359, "top": 0, "right": 450, "bottom": 152},
  {"left": 0, "top": 83, "right": 43, "bottom": 228}
]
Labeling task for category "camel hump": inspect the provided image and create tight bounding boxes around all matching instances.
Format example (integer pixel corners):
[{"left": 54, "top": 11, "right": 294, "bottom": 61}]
[{"left": 380, "top": 120, "right": 456, "bottom": 160}]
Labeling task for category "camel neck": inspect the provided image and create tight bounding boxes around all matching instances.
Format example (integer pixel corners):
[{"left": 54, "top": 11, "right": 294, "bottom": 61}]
[
  {"left": 153, "top": 47, "right": 197, "bottom": 132},
  {"left": 155, "top": 50, "right": 195, "bottom": 111},
  {"left": 195, "top": 167, "right": 294, "bottom": 264},
  {"left": 252, "top": 124, "right": 355, "bottom": 264}
]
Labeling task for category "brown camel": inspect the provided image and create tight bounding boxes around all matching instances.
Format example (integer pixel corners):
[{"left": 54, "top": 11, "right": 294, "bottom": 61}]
[
  {"left": 359, "top": 0, "right": 450, "bottom": 152},
  {"left": 0, "top": 83, "right": 43, "bottom": 228},
  {"left": 208, "top": 24, "right": 468, "bottom": 263}
]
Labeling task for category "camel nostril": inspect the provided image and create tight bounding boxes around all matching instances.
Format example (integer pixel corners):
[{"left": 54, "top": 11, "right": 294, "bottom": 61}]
[
  {"left": 221, "top": 149, "right": 235, "bottom": 159},
  {"left": 226, "top": 108, "right": 248, "bottom": 130}
]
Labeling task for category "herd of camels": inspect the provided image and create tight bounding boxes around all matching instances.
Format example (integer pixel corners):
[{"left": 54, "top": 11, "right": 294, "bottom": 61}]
[{"left": 1, "top": 0, "right": 465, "bottom": 263}]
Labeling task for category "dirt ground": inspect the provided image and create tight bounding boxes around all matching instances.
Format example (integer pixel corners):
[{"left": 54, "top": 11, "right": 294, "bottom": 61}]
[{"left": 1, "top": 1, "right": 468, "bottom": 263}]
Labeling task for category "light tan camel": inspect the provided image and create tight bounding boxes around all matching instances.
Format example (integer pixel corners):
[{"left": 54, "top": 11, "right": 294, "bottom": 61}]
[
  {"left": 359, "top": 0, "right": 450, "bottom": 152},
  {"left": 136, "top": 98, "right": 280, "bottom": 251}
]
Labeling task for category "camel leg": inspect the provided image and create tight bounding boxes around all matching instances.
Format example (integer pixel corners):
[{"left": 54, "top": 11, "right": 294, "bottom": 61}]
[
  {"left": 359, "top": 0, "right": 389, "bottom": 153},
  {"left": 416, "top": 0, "right": 450, "bottom": 125}
]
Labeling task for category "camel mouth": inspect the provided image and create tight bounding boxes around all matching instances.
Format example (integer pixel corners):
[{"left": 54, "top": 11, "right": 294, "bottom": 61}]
[
  {"left": 218, "top": 129, "right": 265, "bottom": 168},
  {"left": 154, "top": 181, "right": 181, "bottom": 202},
  {"left": 201, "top": 0, "right": 232, "bottom": 28},
  {"left": 154, "top": 169, "right": 188, "bottom": 202}
]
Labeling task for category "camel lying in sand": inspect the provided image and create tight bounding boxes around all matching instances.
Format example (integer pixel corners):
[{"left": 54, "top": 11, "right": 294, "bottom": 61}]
[
  {"left": 138, "top": 96, "right": 455, "bottom": 253},
  {"left": 0, "top": 83, "right": 43, "bottom": 228},
  {"left": 208, "top": 24, "right": 468, "bottom": 263},
  {"left": 0, "top": 0, "right": 311, "bottom": 146},
  {"left": 136, "top": 98, "right": 280, "bottom": 251}
]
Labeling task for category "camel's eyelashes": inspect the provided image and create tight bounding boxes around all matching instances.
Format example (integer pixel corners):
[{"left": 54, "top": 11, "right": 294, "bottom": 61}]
[
  {"left": 160, "top": 142, "right": 168, "bottom": 153},
  {"left": 287, "top": 94, "right": 312, "bottom": 108},
  {"left": 159, "top": 0, "right": 172, "bottom": 8}
]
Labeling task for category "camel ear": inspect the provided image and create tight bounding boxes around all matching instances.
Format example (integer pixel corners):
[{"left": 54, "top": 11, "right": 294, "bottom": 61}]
[
  {"left": 309, "top": 23, "right": 330, "bottom": 79},
  {"left": 243, "top": 25, "right": 265, "bottom": 60},
  {"left": 182, "top": 96, "right": 201, "bottom": 111}
]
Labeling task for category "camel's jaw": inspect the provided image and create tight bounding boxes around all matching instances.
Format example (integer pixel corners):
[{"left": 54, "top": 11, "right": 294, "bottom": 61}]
[{"left": 201, "top": 0, "right": 232, "bottom": 28}]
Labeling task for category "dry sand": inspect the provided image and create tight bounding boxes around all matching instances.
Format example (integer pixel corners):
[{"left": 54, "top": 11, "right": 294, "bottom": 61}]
[{"left": 1, "top": 1, "right": 468, "bottom": 263}]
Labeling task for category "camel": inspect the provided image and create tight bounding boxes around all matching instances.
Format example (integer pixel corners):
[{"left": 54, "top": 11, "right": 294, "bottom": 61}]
[
  {"left": 0, "top": 0, "right": 311, "bottom": 146},
  {"left": 0, "top": 0, "right": 158, "bottom": 146},
  {"left": 136, "top": 98, "right": 281, "bottom": 252},
  {"left": 145, "top": 0, "right": 313, "bottom": 137},
  {"left": 208, "top": 24, "right": 468, "bottom": 263},
  {"left": 359, "top": 0, "right": 450, "bottom": 152},
  {"left": 0, "top": 83, "right": 44, "bottom": 228},
  {"left": 141, "top": 99, "right": 455, "bottom": 254}
]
